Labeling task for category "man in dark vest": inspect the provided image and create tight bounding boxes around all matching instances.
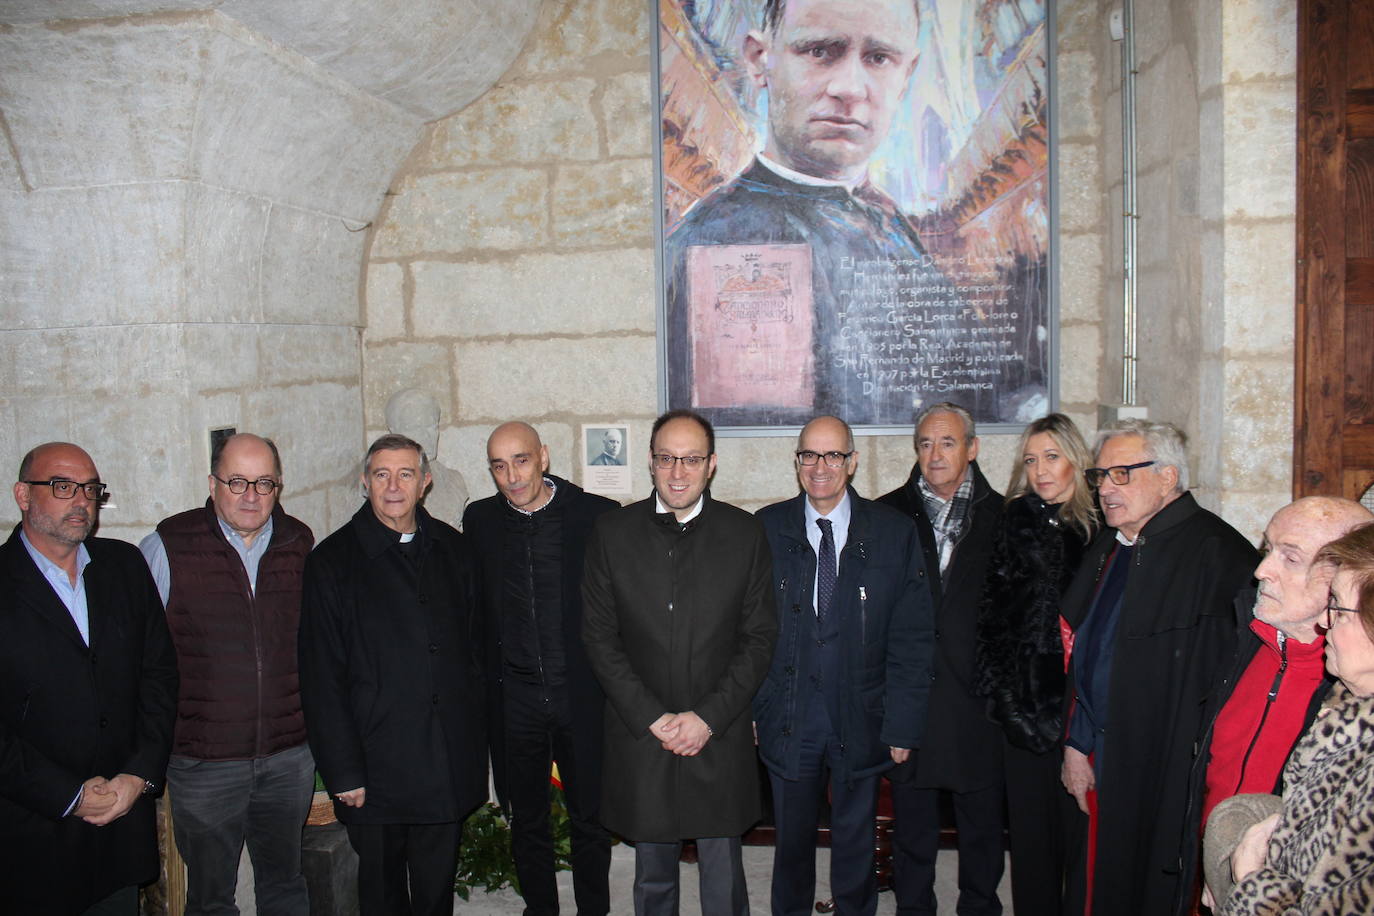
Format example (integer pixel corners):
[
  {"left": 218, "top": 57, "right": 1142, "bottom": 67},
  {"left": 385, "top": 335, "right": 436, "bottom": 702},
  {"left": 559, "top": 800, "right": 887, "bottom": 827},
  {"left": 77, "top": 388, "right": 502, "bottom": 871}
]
[
  {"left": 879, "top": 402, "right": 1006, "bottom": 916},
  {"left": 463, "top": 421, "right": 619, "bottom": 916},
  {"left": 140, "top": 432, "right": 315, "bottom": 914}
]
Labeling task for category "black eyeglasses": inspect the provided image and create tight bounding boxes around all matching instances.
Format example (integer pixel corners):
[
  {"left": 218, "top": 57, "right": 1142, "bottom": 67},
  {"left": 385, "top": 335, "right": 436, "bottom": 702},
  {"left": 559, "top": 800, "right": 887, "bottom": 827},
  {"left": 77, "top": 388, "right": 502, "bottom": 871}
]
[
  {"left": 1322, "top": 592, "right": 1361, "bottom": 631},
  {"left": 212, "top": 475, "right": 280, "bottom": 495},
  {"left": 796, "top": 450, "right": 854, "bottom": 468},
  {"left": 651, "top": 454, "right": 710, "bottom": 470},
  {"left": 22, "top": 479, "right": 109, "bottom": 502},
  {"left": 1084, "top": 460, "right": 1156, "bottom": 488}
]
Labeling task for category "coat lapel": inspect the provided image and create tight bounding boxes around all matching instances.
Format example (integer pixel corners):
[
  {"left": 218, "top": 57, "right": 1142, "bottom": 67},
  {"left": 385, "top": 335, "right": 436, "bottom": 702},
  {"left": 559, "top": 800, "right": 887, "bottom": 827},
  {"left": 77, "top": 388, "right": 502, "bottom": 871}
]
[{"left": 2, "top": 529, "right": 89, "bottom": 651}]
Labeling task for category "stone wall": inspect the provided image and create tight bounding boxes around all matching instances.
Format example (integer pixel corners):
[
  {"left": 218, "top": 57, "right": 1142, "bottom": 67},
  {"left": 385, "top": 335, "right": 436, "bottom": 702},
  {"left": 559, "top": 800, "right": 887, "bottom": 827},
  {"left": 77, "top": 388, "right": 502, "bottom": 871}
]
[
  {"left": 363, "top": 0, "right": 1118, "bottom": 516},
  {"left": 0, "top": 1, "right": 540, "bottom": 544}
]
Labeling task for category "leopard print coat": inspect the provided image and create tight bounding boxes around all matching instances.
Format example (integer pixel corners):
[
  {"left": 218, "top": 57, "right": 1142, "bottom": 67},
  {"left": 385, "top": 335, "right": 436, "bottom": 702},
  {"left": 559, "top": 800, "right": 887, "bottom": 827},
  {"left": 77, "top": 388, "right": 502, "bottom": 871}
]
[{"left": 1221, "top": 683, "right": 1374, "bottom": 915}]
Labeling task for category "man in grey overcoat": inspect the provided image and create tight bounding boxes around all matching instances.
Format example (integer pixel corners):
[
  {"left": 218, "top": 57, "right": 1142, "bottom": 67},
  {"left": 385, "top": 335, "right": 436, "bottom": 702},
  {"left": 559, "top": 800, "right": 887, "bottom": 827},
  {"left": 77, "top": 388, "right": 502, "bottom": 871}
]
[{"left": 582, "top": 409, "right": 777, "bottom": 915}]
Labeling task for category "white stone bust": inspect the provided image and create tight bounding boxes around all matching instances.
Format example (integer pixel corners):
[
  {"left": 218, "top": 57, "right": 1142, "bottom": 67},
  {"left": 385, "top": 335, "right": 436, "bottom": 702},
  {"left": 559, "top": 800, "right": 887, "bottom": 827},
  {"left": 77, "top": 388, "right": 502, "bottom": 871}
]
[{"left": 384, "top": 388, "right": 469, "bottom": 526}]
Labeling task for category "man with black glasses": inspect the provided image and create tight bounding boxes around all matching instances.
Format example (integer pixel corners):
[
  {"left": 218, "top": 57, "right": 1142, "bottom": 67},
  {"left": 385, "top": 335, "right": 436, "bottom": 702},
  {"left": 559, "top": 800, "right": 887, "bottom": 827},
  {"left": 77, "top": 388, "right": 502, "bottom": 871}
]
[
  {"left": 140, "top": 433, "right": 316, "bottom": 915},
  {"left": 1059, "top": 419, "right": 1255, "bottom": 916},
  {"left": 756, "top": 415, "right": 933, "bottom": 916},
  {"left": 582, "top": 409, "right": 777, "bottom": 915},
  {"left": 2, "top": 442, "right": 178, "bottom": 913}
]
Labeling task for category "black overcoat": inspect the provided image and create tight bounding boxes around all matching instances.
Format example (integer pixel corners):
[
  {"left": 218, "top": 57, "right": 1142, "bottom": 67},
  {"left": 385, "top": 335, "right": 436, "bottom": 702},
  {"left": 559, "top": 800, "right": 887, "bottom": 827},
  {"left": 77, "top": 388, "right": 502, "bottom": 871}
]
[
  {"left": 973, "top": 493, "right": 1088, "bottom": 753},
  {"left": 879, "top": 461, "right": 1005, "bottom": 791},
  {"left": 462, "top": 476, "right": 618, "bottom": 814},
  {"left": 1061, "top": 492, "right": 1256, "bottom": 916},
  {"left": 753, "top": 489, "right": 934, "bottom": 783},
  {"left": 299, "top": 504, "right": 486, "bottom": 825},
  {"left": 581, "top": 494, "right": 777, "bottom": 842},
  {"left": 0, "top": 528, "right": 178, "bottom": 914}
]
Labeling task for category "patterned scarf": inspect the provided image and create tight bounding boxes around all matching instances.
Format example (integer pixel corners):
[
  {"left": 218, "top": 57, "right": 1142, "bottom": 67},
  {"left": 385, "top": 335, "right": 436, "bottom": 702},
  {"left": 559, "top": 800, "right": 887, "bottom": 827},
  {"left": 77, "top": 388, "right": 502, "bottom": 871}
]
[{"left": 919, "top": 471, "right": 973, "bottom": 575}]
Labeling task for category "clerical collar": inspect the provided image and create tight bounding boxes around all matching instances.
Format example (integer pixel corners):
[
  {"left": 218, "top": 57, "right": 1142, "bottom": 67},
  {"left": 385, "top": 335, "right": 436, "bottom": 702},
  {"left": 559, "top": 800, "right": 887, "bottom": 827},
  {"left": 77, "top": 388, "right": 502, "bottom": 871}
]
[
  {"left": 507, "top": 477, "right": 557, "bottom": 515},
  {"left": 757, "top": 153, "right": 866, "bottom": 191},
  {"left": 1115, "top": 529, "right": 1136, "bottom": 546},
  {"left": 654, "top": 492, "right": 704, "bottom": 524}
]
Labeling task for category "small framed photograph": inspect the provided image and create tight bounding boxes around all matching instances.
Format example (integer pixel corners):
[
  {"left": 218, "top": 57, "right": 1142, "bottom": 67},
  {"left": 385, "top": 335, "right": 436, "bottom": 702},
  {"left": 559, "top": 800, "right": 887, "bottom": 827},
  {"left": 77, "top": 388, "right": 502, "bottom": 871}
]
[{"left": 582, "top": 425, "right": 631, "bottom": 495}]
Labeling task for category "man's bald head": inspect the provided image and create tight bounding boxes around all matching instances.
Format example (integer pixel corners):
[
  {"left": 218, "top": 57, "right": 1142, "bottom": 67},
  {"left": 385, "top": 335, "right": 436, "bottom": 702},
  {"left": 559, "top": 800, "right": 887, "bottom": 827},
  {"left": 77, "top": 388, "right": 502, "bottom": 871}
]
[
  {"left": 1254, "top": 496, "right": 1374, "bottom": 641},
  {"left": 486, "top": 421, "right": 551, "bottom": 512},
  {"left": 14, "top": 442, "right": 102, "bottom": 554}
]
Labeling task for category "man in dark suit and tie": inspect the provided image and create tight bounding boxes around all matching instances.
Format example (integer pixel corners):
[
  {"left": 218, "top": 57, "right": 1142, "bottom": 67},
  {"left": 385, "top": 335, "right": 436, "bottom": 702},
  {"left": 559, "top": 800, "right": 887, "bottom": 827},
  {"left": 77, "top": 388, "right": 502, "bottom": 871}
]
[
  {"left": 755, "top": 415, "right": 935, "bottom": 916},
  {"left": 0, "top": 442, "right": 179, "bottom": 914}
]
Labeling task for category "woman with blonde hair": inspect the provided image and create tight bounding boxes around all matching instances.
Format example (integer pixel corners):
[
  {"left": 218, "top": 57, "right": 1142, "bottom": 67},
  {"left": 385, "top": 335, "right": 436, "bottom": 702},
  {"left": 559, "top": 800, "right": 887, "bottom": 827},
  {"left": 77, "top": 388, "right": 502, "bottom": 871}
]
[{"left": 974, "top": 412, "right": 1098, "bottom": 914}]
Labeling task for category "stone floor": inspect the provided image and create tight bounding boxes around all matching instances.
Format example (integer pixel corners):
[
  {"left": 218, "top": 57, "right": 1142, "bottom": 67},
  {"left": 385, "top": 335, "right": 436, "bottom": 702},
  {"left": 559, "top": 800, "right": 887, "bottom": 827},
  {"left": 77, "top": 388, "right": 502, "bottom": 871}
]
[{"left": 453, "top": 844, "right": 1013, "bottom": 914}]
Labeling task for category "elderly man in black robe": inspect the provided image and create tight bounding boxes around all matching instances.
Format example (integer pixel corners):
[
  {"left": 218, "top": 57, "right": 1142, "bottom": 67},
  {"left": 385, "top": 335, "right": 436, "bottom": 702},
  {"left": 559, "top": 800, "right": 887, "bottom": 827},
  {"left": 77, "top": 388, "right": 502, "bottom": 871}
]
[{"left": 1060, "top": 419, "right": 1256, "bottom": 915}]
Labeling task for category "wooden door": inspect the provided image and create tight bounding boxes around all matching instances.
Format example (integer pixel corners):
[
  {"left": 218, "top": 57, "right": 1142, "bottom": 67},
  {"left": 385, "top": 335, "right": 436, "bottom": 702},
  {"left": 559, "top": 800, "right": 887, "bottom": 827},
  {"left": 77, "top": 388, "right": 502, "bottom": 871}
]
[{"left": 1295, "top": 0, "right": 1374, "bottom": 502}]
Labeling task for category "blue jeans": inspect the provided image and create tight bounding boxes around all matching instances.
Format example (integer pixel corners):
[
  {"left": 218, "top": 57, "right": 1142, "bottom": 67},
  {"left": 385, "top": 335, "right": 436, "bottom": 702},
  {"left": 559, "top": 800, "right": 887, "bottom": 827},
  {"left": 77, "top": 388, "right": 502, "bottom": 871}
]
[{"left": 167, "top": 743, "right": 316, "bottom": 916}]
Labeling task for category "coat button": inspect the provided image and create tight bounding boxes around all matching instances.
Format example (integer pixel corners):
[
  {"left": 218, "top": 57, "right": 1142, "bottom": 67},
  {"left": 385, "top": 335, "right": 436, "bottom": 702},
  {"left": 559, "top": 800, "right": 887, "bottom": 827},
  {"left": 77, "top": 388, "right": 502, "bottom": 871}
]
[
  {"left": 431, "top": 693, "right": 440, "bottom": 705},
  {"left": 782, "top": 728, "right": 791, "bottom": 736},
  {"left": 816, "top": 640, "right": 825, "bottom": 647},
  {"left": 429, "top": 643, "right": 438, "bottom": 654},
  {"left": 784, "top": 666, "right": 795, "bottom": 674},
  {"left": 418, "top": 594, "right": 428, "bottom": 604}
]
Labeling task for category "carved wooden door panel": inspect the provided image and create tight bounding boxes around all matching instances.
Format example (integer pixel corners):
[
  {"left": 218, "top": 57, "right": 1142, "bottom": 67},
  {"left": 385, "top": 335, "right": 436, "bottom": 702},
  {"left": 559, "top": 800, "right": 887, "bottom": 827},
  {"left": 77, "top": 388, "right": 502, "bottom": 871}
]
[{"left": 1296, "top": 0, "right": 1374, "bottom": 502}]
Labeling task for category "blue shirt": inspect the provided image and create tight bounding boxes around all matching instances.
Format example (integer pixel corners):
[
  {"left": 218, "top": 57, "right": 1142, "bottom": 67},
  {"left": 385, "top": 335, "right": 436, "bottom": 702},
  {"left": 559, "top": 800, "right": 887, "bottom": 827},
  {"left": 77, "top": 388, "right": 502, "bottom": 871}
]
[
  {"left": 804, "top": 490, "right": 852, "bottom": 615},
  {"left": 139, "top": 515, "right": 274, "bottom": 605},
  {"left": 20, "top": 530, "right": 91, "bottom": 645}
]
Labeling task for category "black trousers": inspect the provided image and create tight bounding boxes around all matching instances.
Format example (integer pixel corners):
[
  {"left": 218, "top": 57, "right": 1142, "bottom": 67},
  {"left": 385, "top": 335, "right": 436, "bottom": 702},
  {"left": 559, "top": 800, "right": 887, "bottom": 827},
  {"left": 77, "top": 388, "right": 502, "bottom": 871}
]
[
  {"left": 344, "top": 821, "right": 461, "bottom": 916},
  {"left": 504, "top": 679, "right": 612, "bottom": 916},
  {"left": 1004, "top": 740, "right": 1080, "bottom": 916},
  {"left": 891, "top": 782, "right": 1004, "bottom": 916},
  {"left": 769, "top": 698, "right": 881, "bottom": 916}
]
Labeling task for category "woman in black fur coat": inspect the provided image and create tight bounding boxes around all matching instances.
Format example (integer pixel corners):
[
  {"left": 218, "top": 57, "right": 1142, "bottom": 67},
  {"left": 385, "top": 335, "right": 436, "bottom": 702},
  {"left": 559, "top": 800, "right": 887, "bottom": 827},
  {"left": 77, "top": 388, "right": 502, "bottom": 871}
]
[{"left": 975, "top": 413, "right": 1097, "bottom": 916}]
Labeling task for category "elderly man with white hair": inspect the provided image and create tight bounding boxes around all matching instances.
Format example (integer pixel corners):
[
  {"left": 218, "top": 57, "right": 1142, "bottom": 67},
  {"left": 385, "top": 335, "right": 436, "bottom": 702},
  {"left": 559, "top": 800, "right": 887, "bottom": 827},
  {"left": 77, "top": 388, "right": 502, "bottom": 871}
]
[{"left": 1058, "top": 419, "right": 1256, "bottom": 916}]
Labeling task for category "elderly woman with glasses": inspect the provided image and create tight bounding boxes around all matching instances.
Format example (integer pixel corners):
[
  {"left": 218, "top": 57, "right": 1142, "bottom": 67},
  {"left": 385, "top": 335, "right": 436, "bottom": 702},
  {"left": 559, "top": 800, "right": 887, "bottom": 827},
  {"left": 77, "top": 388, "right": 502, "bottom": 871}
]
[
  {"left": 1219, "top": 521, "right": 1374, "bottom": 915},
  {"left": 972, "top": 413, "right": 1098, "bottom": 915}
]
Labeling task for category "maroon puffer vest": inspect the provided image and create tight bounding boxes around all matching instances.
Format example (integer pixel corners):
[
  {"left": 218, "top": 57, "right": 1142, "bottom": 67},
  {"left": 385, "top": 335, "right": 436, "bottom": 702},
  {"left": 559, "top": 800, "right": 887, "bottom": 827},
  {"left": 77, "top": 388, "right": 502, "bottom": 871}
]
[{"left": 158, "top": 501, "right": 313, "bottom": 760}]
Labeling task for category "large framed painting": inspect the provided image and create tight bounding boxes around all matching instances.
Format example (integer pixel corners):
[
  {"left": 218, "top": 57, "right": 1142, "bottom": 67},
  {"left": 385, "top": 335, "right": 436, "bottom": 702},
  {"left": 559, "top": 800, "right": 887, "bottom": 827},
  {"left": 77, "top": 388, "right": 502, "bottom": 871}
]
[{"left": 655, "top": 0, "right": 1054, "bottom": 433}]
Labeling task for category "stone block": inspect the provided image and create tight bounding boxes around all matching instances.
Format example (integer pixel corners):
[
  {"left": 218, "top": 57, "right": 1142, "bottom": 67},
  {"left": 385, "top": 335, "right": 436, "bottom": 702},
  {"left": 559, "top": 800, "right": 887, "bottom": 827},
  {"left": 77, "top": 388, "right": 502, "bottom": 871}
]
[
  {"left": 363, "top": 341, "right": 453, "bottom": 429},
  {"left": 710, "top": 435, "right": 808, "bottom": 508},
  {"left": 259, "top": 325, "right": 360, "bottom": 387},
  {"left": 868, "top": 437, "right": 917, "bottom": 500},
  {"left": 284, "top": 487, "right": 329, "bottom": 545},
  {"left": 327, "top": 476, "right": 367, "bottom": 535},
  {"left": 1222, "top": 0, "right": 1297, "bottom": 83},
  {"left": 1056, "top": 0, "right": 1104, "bottom": 52},
  {"left": 1057, "top": 143, "right": 1104, "bottom": 235},
  {"left": 454, "top": 336, "right": 657, "bottom": 420},
  {"left": 1222, "top": 81, "right": 1296, "bottom": 221},
  {"left": 1056, "top": 51, "right": 1100, "bottom": 140},
  {"left": 1135, "top": 49, "right": 1200, "bottom": 176},
  {"left": 181, "top": 324, "right": 259, "bottom": 393},
  {"left": 1059, "top": 233, "right": 1105, "bottom": 325},
  {"left": 425, "top": 78, "right": 600, "bottom": 168},
  {"left": 1223, "top": 221, "right": 1295, "bottom": 356},
  {"left": 0, "top": 140, "right": 23, "bottom": 191},
  {"left": 221, "top": 0, "right": 541, "bottom": 122},
  {"left": 193, "top": 24, "right": 421, "bottom": 220},
  {"left": 261, "top": 205, "right": 366, "bottom": 327},
  {"left": 551, "top": 159, "right": 654, "bottom": 247},
  {"left": 603, "top": 71, "right": 653, "bottom": 158},
  {"left": 301, "top": 822, "right": 359, "bottom": 916},
  {"left": 244, "top": 381, "right": 363, "bottom": 492},
  {"left": 69, "top": 390, "right": 191, "bottom": 525},
  {"left": 1219, "top": 489, "right": 1287, "bottom": 544},
  {"left": 974, "top": 434, "right": 1018, "bottom": 496},
  {"left": 185, "top": 184, "right": 273, "bottom": 324},
  {"left": 516, "top": 0, "right": 650, "bottom": 77},
  {"left": 1, "top": 183, "right": 186, "bottom": 329},
  {"left": 412, "top": 249, "right": 655, "bottom": 338},
  {"left": 1059, "top": 323, "right": 1101, "bottom": 406},
  {"left": 0, "top": 21, "right": 202, "bottom": 188},
  {"left": 0, "top": 1, "right": 207, "bottom": 23},
  {"left": 365, "top": 262, "right": 407, "bottom": 341},
  {"left": 1220, "top": 358, "right": 1292, "bottom": 494},
  {"left": 371, "top": 168, "right": 549, "bottom": 257}
]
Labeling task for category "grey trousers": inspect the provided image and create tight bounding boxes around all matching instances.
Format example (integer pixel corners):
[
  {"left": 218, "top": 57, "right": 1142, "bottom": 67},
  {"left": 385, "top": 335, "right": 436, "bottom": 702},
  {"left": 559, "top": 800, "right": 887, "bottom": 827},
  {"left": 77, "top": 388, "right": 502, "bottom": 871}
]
[{"left": 632, "top": 836, "right": 749, "bottom": 916}]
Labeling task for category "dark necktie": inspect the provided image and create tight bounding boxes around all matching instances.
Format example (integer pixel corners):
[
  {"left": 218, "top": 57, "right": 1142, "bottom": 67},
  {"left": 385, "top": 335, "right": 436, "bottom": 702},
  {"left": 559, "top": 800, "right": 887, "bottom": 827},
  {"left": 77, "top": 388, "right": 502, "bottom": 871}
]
[{"left": 817, "top": 517, "right": 836, "bottom": 624}]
